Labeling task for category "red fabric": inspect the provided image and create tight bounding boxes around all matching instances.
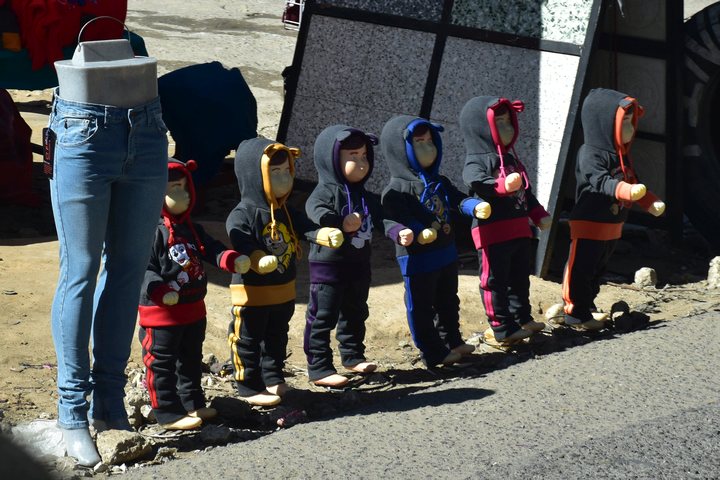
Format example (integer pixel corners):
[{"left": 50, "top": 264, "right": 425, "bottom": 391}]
[
  {"left": 635, "top": 190, "right": 659, "bottom": 211},
  {"left": 139, "top": 301, "right": 207, "bottom": 328},
  {"left": 0, "top": 89, "right": 39, "bottom": 206},
  {"left": 78, "top": 1, "right": 127, "bottom": 42},
  {"left": 528, "top": 205, "right": 550, "bottom": 226},
  {"left": 149, "top": 284, "right": 175, "bottom": 306},
  {"left": 219, "top": 250, "right": 240, "bottom": 272},
  {"left": 470, "top": 217, "right": 532, "bottom": 249},
  {"left": 10, "top": 0, "right": 128, "bottom": 70}
]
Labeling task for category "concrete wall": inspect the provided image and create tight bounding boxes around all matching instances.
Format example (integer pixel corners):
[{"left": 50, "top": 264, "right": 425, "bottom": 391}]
[{"left": 281, "top": 0, "right": 595, "bottom": 207}]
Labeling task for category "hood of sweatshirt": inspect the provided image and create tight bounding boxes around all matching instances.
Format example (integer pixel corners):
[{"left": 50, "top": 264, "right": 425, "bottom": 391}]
[
  {"left": 163, "top": 158, "right": 197, "bottom": 225},
  {"left": 234, "top": 137, "right": 300, "bottom": 209},
  {"left": 459, "top": 95, "right": 525, "bottom": 154},
  {"left": 162, "top": 158, "right": 206, "bottom": 253},
  {"left": 380, "top": 115, "right": 445, "bottom": 183},
  {"left": 313, "top": 124, "right": 378, "bottom": 188},
  {"left": 581, "top": 88, "right": 643, "bottom": 156}
]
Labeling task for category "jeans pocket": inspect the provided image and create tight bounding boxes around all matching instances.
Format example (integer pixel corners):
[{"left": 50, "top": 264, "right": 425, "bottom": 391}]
[
  {"left": 154, "top": 113, "right": 169, "bottom": 134},
  {"left": 57, "top": 116, "right": 99, "bottom": 147}
]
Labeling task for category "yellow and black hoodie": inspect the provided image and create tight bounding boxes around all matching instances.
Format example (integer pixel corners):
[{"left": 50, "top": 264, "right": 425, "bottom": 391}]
[
  {"left": 569, "top": 88, "right": 661, "bottom": 240},
  {"left": 226, "top": 138, "right": 317, "bottom": 307},
  {"left": 139, "top": 159, "right": 242, "bottom": 327}
]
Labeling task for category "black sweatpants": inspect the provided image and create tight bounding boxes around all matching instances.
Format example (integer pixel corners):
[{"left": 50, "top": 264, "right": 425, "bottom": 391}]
[
  {"left": 304, "top": 278, "right": 370, "bottom": 381},
  {"left": 562, "top": 238, "right": 617, "bottom": 323},
  {"left": 228, "top": 301, "right": 294, "bottom": 397},
  {"left": 478, "top": 237, "right": 532, "bottom": 341},
  {"left": 139, "top": 318, "right": 207, "bottom": 425},
  {"left": 404, "top": 261, "right": 463, "bottom": 366}
]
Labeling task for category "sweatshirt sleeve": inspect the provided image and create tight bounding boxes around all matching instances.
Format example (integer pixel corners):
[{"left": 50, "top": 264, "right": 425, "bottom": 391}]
[
  {"left": 305, "top": 185, "right": 343, "bottom": 228},
  {"left": 441, "top": 175, "right": 481, "bottom": 217},
  {"left": 143, "top": 229, "right": 172, "bottom": 305},
  {"left": 381, "top": 187, "right": 425, "bottom": 236},
  {"left": 226, "top": 208, "right": 262, "bottom": 256},
  {"left": 635, "top": 190, "right": 660, "bottom": 211},
  {"left": 578, "top": 149, "right": 620, "bottom": 198},
  {"left": 194, "top": 222, "right": 233, "bottom": 268},
  {"left": 463, "top": 153, "right": 510, "bottom": 198}
]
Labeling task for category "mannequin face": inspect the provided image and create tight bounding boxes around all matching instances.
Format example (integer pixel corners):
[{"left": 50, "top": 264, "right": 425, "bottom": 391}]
[
  {"left": 620, "top": 111, "right": 635, "bottom": 144},
  {"left": 494, "top": 111, "right": 515, "bottom": 146},
  {"left": 340, "top": 144, "right": 369, "bottom": 183},
  {"left": 270, "top": 158, "right": 293, "bottom": 198},
  {"left": 412, "top": 130, "right": 437, "bottom": 169},
  {"left": 165, "top": 176, "right": 190, "bottom": 215}
]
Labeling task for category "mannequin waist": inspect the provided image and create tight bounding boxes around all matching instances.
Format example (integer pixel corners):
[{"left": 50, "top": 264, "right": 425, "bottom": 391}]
[{"left": 51, "top": 87, "right": 163, "bottom": 125}]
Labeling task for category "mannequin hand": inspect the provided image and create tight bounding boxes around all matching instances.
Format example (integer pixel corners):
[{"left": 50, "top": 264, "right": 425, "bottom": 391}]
[
  {"left": 234, "top": 255, "right": 250, "bottom": 274},
  {"left": 342, "top": 212, "right": 362, "bottom": 233},
  {"left": 505, "top": 172, "right": 522, "bottom": 193},
  {"left": 648, "top": 200, "right": 665, "bottom": 217},
  {"left": 630, "top": 183, "right": 647, "bottom": 201},
  {"left": 257, "top": 255, "right": 278, "bottom": 274},
  {"left": 537, "top": 216, "right": 552, "bottom": 230},
  {"left": 398, "top": 228, "right": 414, "bottom": 246},
  {"left": 417, "top": 228, "right": 437, "bottom": 245},
  {"left": 474, "top": 202, "right": 491, "bottom": 220},
  {"left": 327, "top": 228, "right": 345, "bottom": 248},
  {"left": 162, "top": 291, "right": 179, "bottom": 306}
]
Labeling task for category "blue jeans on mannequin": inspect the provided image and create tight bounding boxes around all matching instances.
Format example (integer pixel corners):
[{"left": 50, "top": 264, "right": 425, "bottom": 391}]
[{"left": 49, "top": 89, "right": 168, "bottom": 430}]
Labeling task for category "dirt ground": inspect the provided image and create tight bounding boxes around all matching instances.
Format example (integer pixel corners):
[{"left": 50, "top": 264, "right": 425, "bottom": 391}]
[
  {"left": 2, "top": 0, "right": 720, "bottom": 449},
  {"left": 1, "top": 88, "right": 719, "bottom": 432}
]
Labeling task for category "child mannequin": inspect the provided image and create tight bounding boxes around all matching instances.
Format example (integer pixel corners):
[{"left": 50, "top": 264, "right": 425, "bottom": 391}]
[
  {"left": 304, "top": 125, "right": 380, "bottom": 388},
  {"left": 227, "top": 139, "right": 344, "bottom": 406},
  {"left": 460, "top": 96, "right": 551, "bottom": 347},
  {"left": 562, "top": 88, "right": 665, "bottom": 330},
  {"left": 138, "top": 159, "right": 250, "bottom": 430},
  {"left": 381, "top": 116, "right": 491, "bottom": 368}
]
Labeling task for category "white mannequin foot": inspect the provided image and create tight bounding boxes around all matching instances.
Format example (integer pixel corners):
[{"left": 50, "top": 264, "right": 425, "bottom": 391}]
[
  {"left": 188, "top": 407, "right": 218, "bottom": 421},
  {"left": 313, "top": 373, "right": 349, "bottom": 388},
  {"left": 160, "top": 415, "right": 203, "bottom": 430},
  {"left": 62, "top": 427, "right": 101, "bottom": 467},
  {"left": 266, "top": 383, "right": 293, "bottom": 397},
  {"left": 343, "top": 361, "right": 378, "bottom": 374}
]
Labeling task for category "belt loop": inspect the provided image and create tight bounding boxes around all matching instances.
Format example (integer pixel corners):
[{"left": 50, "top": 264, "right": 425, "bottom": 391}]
[{"left": 104, "top": 106, "right": 111, "bottom": 128}]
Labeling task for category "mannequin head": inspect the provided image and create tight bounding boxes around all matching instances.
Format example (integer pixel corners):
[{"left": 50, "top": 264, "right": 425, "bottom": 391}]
[
  {"left": 339, "top": 132, "right": 370, "bottom": 183},
  {"left": 269, "top": 150, "right": 294, "bottom": 198},
  {"left": 165, "top": 170, "right": 190, "bottom": 215},
  {"left": 411, "top": 125, "right": 437, "bottom": 169},
  {"left": 493, "top": 105, "right": 515, "bottom": 147},
  {"left": 620, "top": 107, "right": 635, "bottom": 144}
]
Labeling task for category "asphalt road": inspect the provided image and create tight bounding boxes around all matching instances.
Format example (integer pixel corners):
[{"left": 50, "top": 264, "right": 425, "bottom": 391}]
[{"left": 122, "top": 312, "right": 720, "bottom": 479}]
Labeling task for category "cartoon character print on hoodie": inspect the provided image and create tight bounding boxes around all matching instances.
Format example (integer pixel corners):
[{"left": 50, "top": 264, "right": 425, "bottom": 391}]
[
  {"left": 167, "top": 237, "right": 204, "bottom": 289},
  {"left": 568, "top": 88, "right": 661, "bottom": 240},
  {"left": 226, "top": 138, "right": 314, "bottom": 307},
  {"left": 305, "top": 125, "right": 380, "bottom": 283},
  {"left": 381, "top": 116, "right": 478, "bottom": 276},
  {"left": 460, "top": 96, "right": 548, "bottom": 249}
]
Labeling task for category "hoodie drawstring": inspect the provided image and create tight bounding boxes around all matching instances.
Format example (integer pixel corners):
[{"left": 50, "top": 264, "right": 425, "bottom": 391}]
[
  {"left": 343, "top": 184, "right": 369, "bottom": 217},
  {"left": 164, "top": 216, "right": 206, "bottom": 256}
]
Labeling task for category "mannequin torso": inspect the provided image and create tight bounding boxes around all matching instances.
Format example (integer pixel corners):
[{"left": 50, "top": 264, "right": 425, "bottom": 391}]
[{"left": 55, "top": 39, "right": 157, "bottom": 108}]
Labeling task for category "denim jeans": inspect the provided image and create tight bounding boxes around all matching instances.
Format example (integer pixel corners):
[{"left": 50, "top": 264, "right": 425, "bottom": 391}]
[{"left": 48, "top": 89, "right": 168, "bottom": 429}]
